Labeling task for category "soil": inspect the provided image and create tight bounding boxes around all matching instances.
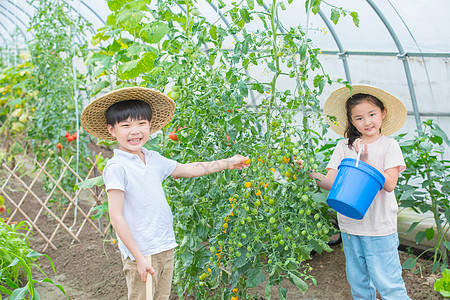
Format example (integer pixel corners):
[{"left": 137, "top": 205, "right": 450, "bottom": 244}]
[{"left": 1, "top": 169, "right": 445, "bottom": 300}]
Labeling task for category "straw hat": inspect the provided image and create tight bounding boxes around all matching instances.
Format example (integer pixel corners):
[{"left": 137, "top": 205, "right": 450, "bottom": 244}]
[
  {"left": 81, "top": 87, "right": 176, "bottom": 140},
  {"left": 323, "top": 85, "right": 407, "bottom": 137}
]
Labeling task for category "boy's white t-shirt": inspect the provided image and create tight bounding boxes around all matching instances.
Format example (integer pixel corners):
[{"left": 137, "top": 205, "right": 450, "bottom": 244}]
[
  {"left": 103, "top": 148, "right": 178, "bottom": 259},
  {"left": 326, "top": 135, "right": 406, "bottom": 236}
]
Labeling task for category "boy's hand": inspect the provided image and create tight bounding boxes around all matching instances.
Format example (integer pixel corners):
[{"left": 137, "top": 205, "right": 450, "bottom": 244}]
[
  {"left": 294, "top": 159, "right": 304, "bottom": 168},
  {"left": 137, "top": 257, "right": 155, "bottom": 282},
  {"left": 226, "top": 155, "right": 250, "bottom": 170}
]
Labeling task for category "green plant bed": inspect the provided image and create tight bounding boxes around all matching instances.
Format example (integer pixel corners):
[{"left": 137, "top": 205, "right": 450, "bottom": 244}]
[{"left": 0, "top": 216, "right": 67, "bottom": 299}]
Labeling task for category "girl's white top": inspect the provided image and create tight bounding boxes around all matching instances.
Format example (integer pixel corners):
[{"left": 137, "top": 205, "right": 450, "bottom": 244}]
[{"left": 327, "top": 135, "right": 406, "bottom": 236}]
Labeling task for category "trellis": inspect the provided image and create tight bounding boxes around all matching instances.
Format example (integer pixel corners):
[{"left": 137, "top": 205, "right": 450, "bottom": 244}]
[{"left": 0, "top": 155, "right": 108, "bottom": 252}]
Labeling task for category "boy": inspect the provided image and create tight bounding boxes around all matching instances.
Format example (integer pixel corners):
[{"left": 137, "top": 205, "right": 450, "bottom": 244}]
[{"left": 81, "top": 87, "right": 249, "bottom": 300}]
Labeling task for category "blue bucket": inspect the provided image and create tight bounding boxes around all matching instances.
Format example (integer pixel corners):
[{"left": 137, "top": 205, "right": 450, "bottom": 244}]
[{"left": 327, "top": 158, "right": 385, "bottom": 220}]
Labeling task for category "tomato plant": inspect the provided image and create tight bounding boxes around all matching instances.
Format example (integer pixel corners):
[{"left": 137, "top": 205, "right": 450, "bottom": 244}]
[
  {"left": 89, "top": 0, "right": 357, "bottom": 298},
  {"left": 0, "top": 58, "right": 35, "bottom": 165},
  {"left": 397, "top": 120, "right": 450, "bottom": 273},
  {"left": 26, "top": 0, "right": 92, "bottom": 198}
]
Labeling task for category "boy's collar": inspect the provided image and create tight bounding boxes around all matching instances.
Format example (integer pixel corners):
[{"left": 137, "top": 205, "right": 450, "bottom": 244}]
[{"left": 113, "top": 147, "right": 151, "bottom": 159}]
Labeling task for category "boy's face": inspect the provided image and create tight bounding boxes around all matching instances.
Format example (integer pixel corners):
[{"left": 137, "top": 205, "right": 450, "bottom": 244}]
[{"left": 107, "top": 117, "right": 151, "bottom": 155}]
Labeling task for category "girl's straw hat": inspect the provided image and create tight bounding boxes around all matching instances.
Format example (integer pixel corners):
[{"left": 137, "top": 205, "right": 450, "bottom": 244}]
[
  {"left": 323, "top": 85, "right": 407, "bottom": 137},
  {"left": 81, "top": 87, "right": 176, "bottom": 140}
]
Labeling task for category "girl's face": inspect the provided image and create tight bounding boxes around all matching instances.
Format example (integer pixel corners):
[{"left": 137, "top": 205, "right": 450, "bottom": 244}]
[
  {"left": 350, "top": 100, "right": 386, "bottom": 140},
  {"left": 107, "top": 117, "right": 151, "bottom": 155}
]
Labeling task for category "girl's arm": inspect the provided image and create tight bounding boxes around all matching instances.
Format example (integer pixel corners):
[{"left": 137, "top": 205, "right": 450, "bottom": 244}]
[
  {"left": 294, "top": 160, "right": 338, "bottom": 191},
  {"left": 379, "top": 167, "right": 400, "bottom": 192},
  {"left": 108, "top": 189, "right": 155, "bottom": 282},
  {"left": 171, "top": 155, "right": 249, "bottom": 178}
]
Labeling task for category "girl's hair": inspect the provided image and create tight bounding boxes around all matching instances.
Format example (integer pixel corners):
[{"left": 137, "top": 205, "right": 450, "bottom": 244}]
[
  {"left": 344, "top": 93, "right": 385, "bottom": 148},
  {"left": 106, "top": 100, "right": 153, "bottom": 126}
]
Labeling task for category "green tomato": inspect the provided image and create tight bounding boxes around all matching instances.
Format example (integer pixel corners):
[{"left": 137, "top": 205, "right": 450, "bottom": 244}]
[
  {"left": 191, "top": 8, "right": 200, "bottom": 16},
  {"left": 170, "top": 91, "right": 180, "bottom": 100},
  {"left": 199, "top": 273, "right": 207, "bottom": 280},
  {"left": 269, "top": 217, "right": 276, "bottom": 224},
  {"left": 183, "top": 44, "right": 194, "bottom": 54}
]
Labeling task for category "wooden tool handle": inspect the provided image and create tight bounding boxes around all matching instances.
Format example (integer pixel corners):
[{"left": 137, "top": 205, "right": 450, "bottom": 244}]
[{"left": 146, "top": 255, "right": 153, "bottom": 300}]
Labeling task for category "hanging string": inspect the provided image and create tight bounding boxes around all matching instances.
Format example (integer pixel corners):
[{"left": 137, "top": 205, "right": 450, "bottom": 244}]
[{"left": 70, "top": 0, "right": 82, "bottom": 230}]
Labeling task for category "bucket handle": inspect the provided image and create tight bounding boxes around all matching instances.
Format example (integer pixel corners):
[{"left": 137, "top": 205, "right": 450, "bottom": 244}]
[{"left": 355, "top": 145, "right": 364, "bottom": 168}]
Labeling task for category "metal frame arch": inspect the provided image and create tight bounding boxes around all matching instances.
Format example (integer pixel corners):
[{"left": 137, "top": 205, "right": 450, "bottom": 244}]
[
  {"left": 0, "top": 14, "right": 28, "bottom": 51},
  {"left": 0, "top": 4, "right": 30, "bottom": 39},
  {"left": 365, "top": 0, "right": 422, "bottom": 132},
  {"left": 0, "top": 28, "right": 8, "bottom": 45},
  {"left": 25, "top": 0, "right": 95, "bottom": 45},
  {"left": 317, "top": 9, "right": 352, "bottom": 84}
]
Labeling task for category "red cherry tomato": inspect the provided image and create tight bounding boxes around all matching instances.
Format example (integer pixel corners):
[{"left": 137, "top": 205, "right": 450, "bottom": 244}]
[{"left": 169, "top": 131, "right": 178, "bottom": 141}]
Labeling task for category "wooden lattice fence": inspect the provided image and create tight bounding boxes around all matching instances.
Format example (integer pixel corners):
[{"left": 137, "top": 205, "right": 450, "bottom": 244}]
[{"left": 0, "top": 155, "right": 109, "bottom": 252}]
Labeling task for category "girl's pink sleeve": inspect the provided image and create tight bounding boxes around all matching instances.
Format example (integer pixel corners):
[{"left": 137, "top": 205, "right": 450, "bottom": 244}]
[{"left": 326, "top": 139, "right": 346, "bottom": 171}]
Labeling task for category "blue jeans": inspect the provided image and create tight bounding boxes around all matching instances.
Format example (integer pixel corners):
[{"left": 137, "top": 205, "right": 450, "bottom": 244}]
[{"left": 341, "top": 232, "right": 411, "bottom": 300}]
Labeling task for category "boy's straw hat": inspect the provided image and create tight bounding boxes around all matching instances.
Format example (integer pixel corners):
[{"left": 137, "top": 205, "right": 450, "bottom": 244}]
[
  {"left": 81, "top": 87, "right": 176, "bottom": 140},
  {"left": 323, "top": 85, "right": 407, "bottom": 137}
]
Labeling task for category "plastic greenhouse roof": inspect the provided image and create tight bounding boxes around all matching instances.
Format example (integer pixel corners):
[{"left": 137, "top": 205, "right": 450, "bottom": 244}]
[
  {"left": 0, "top": 0, "right": 449, "bottom": 53},
  {"left": 1, "top": 0, "right": 449, "bottom": 157}
]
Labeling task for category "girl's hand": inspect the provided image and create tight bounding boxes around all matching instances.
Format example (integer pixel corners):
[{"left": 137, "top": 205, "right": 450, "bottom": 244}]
[
  {"left": 226, "top": 155, "right": 250, "bottom": 170},
  {"left": 137, "top": 257, "right": 155, "bottom": 282},
  {"left": 353, "top": 138, "right": 369, "bottom": 162}
]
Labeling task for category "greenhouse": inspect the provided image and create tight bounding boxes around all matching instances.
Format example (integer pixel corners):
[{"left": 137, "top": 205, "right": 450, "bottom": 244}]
[{"left": 0, "top": 0, "right": 449, "bottom": 299}]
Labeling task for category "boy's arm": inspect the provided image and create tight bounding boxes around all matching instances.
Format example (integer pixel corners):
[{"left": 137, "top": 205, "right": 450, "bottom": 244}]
[
  {"left": 171, "top": 154, "right": 249, "bottom": 178},
  {"left": 108, "top": 189, "right": 155, "bottom": 281}
]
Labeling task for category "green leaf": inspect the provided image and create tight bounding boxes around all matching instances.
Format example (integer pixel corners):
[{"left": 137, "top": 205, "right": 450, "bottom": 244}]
[
  {"left": 256, "top": 0, "right": 264, "bottom": 6},
  {"left": 443, "top": 241, "right": 450, "bottom": 251},
  {"left": 75, "top": 176, "right": 104, "bottom": 190},
  {"left": 126, "top": 43, "right": 145, "bottom": 57},
  {"left": 267, "top": 62, "right": 278, "bottom": 73},
  {"left": 117, "top": 9, "right": 144, "bottom": 33},
  {"left": 26, "top": 251, "right": 44, "bottom": 259},
  {"left": 107, "top": 0, "right": 126, "bottom": 11},
  {"left": 402, "top": 257, "right": 418, "bottom": 269},
  {"left": 350, "top": 11, "right": 360, "bottom": 27},
  {"left": 118, "top": 59, "right": 140, "bottom": 80},
  {"left": 9, "top": 283, "right": 29, "bottom": 300},
  {"left": 140, "top": 22, "right": 170, "bottom": 44},
  {"left": 425, "top": 227, "right": 435, "bottom": 241},
  {"left": 330, "top": 8, "right": 340, "bottom": 25},
  {"left": 415, "top": 230, "right": 426, "bottom": 244},
  {"left": 264, "top": 282, "right": 272, "bottom": 299},
  {"left": 246, "top": 267, "right": 265, "bottom": 288},
  {"left": 239, "top": 8, "right": 251, "bottom": 23},
  {"left": 246, "top": 0, "right": 254, "bottom": 10},
  {"left": 138, "top": 51, "right": 158, "bottom": 73},
  {"left": 405, "top": 221, "right": 420, "bottom": 234},
  {"left": 278, "top": 286, "right": 288, "bottom": 300},
  {"left": 90, "top": 80, "right": 110, "bottom": 96},
  {"left": 288, "top": 272, "right": 308, "bottom": 293},
  {"left": 209, "top": 25, "right": 217, "bottom": 40},
  {"left": 431, "top": 126, "right": 449, "bottom": 146}
]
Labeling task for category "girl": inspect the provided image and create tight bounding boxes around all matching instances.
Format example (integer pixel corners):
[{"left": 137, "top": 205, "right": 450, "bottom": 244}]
[{"left": 296, "top": 85, "right": 411, "bottom": 300}]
